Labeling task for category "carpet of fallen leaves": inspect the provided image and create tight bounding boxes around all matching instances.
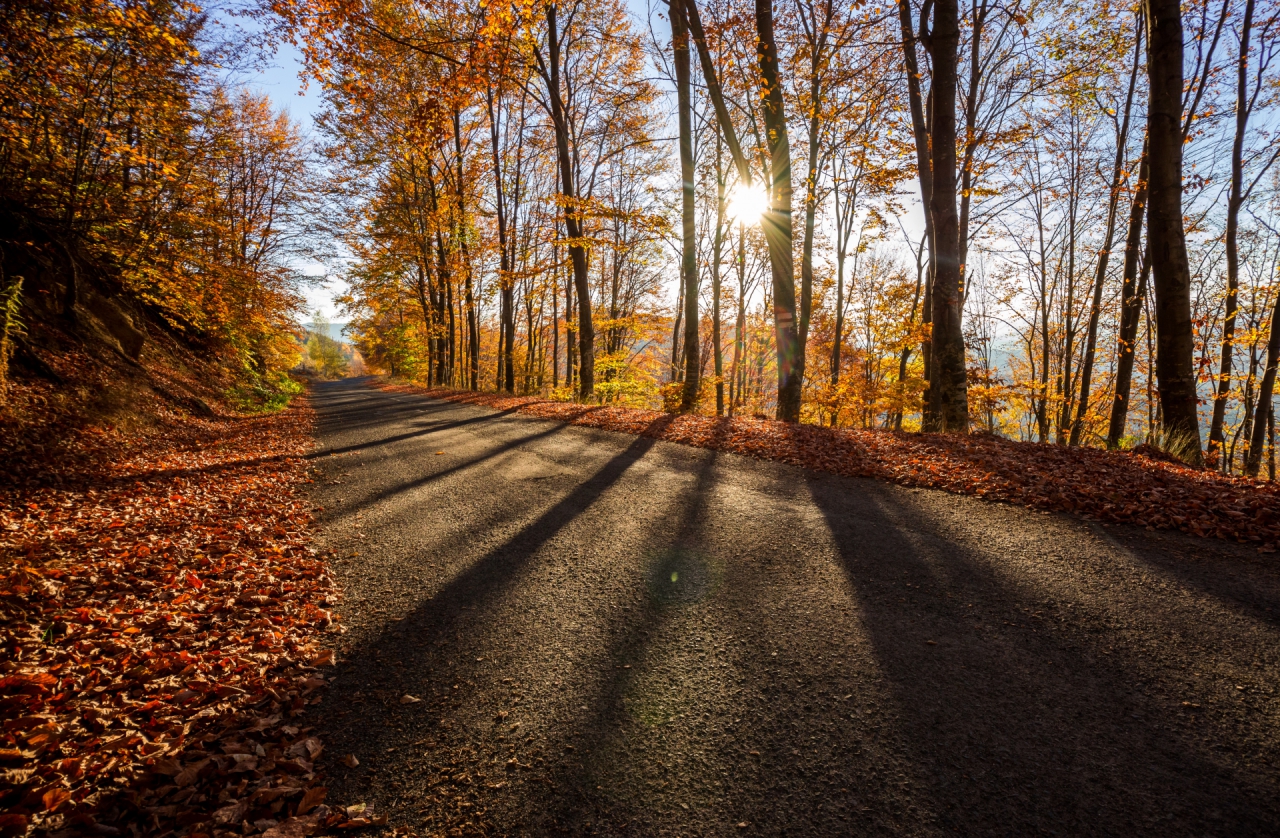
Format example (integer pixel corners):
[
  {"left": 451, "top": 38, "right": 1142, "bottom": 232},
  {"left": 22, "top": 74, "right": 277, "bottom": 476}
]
[
  {"left": 0, "top": 400, "right": 374, "bottom": 838},
  {"left": 387, "top": 384, "right": 1280, "bottom": 551}
]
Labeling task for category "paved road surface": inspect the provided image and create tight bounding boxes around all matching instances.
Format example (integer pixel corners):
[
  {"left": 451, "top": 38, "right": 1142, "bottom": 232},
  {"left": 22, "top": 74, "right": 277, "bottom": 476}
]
[{"left": 308, "top": 378, "right": 1280, "bottom": 836}]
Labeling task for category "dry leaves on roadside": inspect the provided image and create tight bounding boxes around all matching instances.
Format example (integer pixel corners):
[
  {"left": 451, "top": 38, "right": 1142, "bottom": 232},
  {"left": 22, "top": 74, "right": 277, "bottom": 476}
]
[
  {"left": 0, "top": 400, "right": 375, "bottom": 837},
  {"left": 388, "top": 384, "right": 1280, "bottom": 550}
]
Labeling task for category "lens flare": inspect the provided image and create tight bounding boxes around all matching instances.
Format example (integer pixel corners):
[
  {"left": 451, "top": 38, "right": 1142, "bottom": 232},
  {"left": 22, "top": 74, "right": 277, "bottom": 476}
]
[{"left": 727, "top": 184, "right": 769, "bottom": 223}]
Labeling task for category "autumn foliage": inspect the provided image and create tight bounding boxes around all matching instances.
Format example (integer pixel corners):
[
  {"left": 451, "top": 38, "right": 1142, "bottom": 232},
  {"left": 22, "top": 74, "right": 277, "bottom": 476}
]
[{"left": 0, "top": 0, "right": 313, "bottom": 403}]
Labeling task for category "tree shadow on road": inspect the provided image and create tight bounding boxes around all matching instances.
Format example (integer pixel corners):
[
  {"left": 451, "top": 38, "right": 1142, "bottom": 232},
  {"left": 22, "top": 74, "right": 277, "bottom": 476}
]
[{"left": 804, "top": 477, "right": 1280, "bottom": 836}]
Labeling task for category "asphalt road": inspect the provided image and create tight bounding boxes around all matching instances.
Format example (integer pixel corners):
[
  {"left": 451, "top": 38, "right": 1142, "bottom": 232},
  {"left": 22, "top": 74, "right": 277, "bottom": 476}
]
[{"left": 308, "top": 377, "right": 1280, "bottom": 837}]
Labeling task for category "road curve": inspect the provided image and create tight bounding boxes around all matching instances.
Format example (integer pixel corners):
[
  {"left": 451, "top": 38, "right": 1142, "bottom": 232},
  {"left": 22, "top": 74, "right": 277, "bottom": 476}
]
[{"left": 308, "top": 377, "right": 1280, "bottom": 837}]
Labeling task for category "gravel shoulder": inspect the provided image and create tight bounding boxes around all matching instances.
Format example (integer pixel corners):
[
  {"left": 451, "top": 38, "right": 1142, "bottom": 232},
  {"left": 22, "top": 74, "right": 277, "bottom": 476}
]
[{"left": 308, "top": 377, "right": 1280, "bottom": 837}]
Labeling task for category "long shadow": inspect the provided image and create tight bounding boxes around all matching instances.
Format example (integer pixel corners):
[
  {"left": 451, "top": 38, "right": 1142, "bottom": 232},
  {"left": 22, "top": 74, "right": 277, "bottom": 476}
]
[
  {"left": 314, "top": 425, "right": 669, "bottom": 816},
  {"left": 805, "top": 477, "right": 1280, "bottom": 835},
  {"left": 529, "top": 447, "right": 723, "bottom": 833},
  {"left": 329, "top": 421, "right": 577, "bottom": 515},
  {"left": 1111, "top": 526, "right": 1280, "bottom": 628},
  {"left": 307, "top": 408, "right": 528, "bottom": 460}
]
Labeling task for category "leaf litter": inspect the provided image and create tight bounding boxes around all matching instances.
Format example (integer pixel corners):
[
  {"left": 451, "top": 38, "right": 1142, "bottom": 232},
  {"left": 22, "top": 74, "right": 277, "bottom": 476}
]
[
  {"left": 386, "top": 384, "right": 1280, "bottom": 550},
  {"left": 0, "top": 400, "right": 382, "bottom": 837}
]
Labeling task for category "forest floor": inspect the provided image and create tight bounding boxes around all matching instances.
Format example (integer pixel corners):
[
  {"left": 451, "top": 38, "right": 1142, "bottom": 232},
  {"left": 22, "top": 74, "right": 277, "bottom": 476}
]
[
  {"left": 0, "top": 394, "right": 353, "bottom": 838},
  {"left": 308, "top": 376, "right": 1280, "bottom": 837}
]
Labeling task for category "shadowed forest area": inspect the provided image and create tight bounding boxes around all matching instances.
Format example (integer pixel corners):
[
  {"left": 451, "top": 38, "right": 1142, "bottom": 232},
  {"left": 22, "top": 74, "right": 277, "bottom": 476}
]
[{"left": 2, "top": 0, "right": 1280, "bottom": 837}]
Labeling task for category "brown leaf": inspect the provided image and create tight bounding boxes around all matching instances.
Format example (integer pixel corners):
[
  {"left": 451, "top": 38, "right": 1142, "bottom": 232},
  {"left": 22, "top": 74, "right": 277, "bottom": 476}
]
[
  {"left": 175, "top": 758, "right": 210, "bottom": 787},
  {"left": 212, "top": 801, "right": 249, "bottom": 825},
  {"left": 262, "top": 816, "right": 319, "bottom": 838},
  {"left": 42, "top": 787, "right": 71, "bottom": 811},
  {"left": 296, "top": 785, "right": 326, "bottom": 815}
]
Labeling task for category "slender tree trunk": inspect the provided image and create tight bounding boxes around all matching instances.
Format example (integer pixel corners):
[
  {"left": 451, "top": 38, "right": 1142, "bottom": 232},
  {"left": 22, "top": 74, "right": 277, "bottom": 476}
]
[
  {"left": 925, "top": 0, "right": 968, "bottom": 432},
  {"left": 671, "top": 269, "right": 684, "bottom": 382},
  {"left": 674, "top": 0, "right": 700, "bottom": 411},
  {"left": 543, "top": 3, "right": 594, "bottom": 399},
  {"left": 713, "top": 131, "right": 727, "bottom": 416},
  {"left": 452, "top": 109, "right": 479, "bottom": 391},
  {"left": 895, "top": 235, "right": 926, "bottom": 431},
  {"left": 1071, "top": 17, "right": 1142, "bottom": 445},
  {"left": 798, "top": 24, "right": 826, "bottom": 354},
  {"left": 730, "top": 223, "right": 746, "bottom": 416},
  {"left": 486, "top": 89, "right": 516, "bottom": 394},
  {"left": 1246, "top": 289, "right": 1280, "bottom": 477},
  {"left": 552, "top": 258, "right": 560, "bottom": 390},
  {"left": 1057, "top": 147, "right": 1080, "bottom": 444},
  {"left": 1106, "top": 141, "right": 1151, "bottom": 447},
  {"left": 832, "top": 248, "right": 845, "bottom": 391},
  {"left": 1145, "top": 0, "right": 1203, "bottom": 461},
  {"left": 565, "top": 269, "right": 576, "bottom": 388},
  {"left": 1209, "top": 0, "right": 1255, "bottom": 466}
]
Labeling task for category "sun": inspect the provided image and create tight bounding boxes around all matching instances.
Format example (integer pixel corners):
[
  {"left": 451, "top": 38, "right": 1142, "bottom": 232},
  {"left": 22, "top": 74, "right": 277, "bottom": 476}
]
[{"left": 727, "top": 184, "right": 770, "bottom": 224}]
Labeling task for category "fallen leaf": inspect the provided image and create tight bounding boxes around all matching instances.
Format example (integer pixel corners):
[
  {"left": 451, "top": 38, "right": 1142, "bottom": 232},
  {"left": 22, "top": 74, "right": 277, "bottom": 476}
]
[
  {"left": 42, "top": 787, "right": 71, "bottom": 811},
  {"left": 262, "top": 816, "right": 319, "bottom": 838},
  {"left": 297, "top": 785, "right": 326, "bottom": 815}
]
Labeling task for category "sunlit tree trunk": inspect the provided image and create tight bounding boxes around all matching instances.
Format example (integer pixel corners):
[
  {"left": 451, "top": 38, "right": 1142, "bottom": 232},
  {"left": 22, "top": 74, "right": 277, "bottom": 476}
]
[
  {"left": 712, "top": 131, "right": 727, "bottom": 416},
  {"left": 674, "top": 0, "right": 700, "bottom": 412},
  {"left": 755, "top": 0, "right": 802, "bottom": 421}
]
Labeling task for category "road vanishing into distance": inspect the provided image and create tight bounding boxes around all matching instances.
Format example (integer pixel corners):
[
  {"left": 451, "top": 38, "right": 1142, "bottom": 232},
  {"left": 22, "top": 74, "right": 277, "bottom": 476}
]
[{"left": 308, "top": 377, "right": 1280, "bottom": 837}]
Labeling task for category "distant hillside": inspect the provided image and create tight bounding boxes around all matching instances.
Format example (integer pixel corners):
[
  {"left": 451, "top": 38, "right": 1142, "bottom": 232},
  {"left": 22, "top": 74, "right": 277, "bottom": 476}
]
[{"left": 304, "top": 322, "right": 348, "bottom": 343}]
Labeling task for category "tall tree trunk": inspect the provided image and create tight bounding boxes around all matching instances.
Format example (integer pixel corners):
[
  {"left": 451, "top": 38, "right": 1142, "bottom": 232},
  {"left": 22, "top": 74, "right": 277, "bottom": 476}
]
[
  {"left": 925, "top": 0, "right": 968, "bottom": 432},
  {"left": 1057, "top": 139, "right": 1080, "bottom": 444},
  {"left": 452, "top": 109, "right": 479, "bottom": 391},
  {"left": 756, "top": 0, "right": 802, "bottom": 421},
  {"left": 486, "top": 89, "right": 516, "bottom": 394},
  {"left": 1145, "top": 0, "right": 1203, "bottom": 462},
  {"left": 1071, "top": 15, "right": 1142, "bottom": 445},
  {"left": 898, "top": 0, "right": 936, "bottom": 427},
  {"left": 674, "top": 0, "right": 700, "bottom": 412},
  {"left": 713, "top": 131, "right": 727, "bottom": 416},
  {"left": 730, "top": 224, "right": 746, "bottom": 416},
  {"left": 551, "top": 254, "right": 560, "bottom": 389},
  {"left": 832, "top": 247, "right": 845, "bottom": 392},
  {"left": 1209, "top": 0, "right": 1255, "bottom": 466},
  {"left": 798, "top": 15, "right": 828, "bottom": 355},
  {"left": 565, "top": 269, "right": 576, "bottom": 388},
  {"left": 1107, "top": 141, "right": 1150, "bottom": 447},
  {"left": 542, "top": 3, "right": 594, "bottom": 400}
]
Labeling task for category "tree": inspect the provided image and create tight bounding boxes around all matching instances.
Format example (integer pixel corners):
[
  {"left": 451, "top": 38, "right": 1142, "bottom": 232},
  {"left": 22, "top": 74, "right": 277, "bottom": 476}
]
[
  {"left": 673, "top": 0, "right": 701, "bottom": 411},
  {"left": 1145, "top": 0, "right": 1204, "bottom": 461},
  {"left": 923, "top": 0, "right": 969, "bottom": 432},
  {"left": 1070, "top": 10, "right": 1144, "bottom": 446}
]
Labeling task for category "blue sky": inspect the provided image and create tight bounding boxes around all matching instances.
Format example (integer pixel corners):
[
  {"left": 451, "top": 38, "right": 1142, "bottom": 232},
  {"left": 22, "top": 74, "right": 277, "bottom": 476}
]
[{"left": 240, "top": 39, "right": 340, "bottom": 320}]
